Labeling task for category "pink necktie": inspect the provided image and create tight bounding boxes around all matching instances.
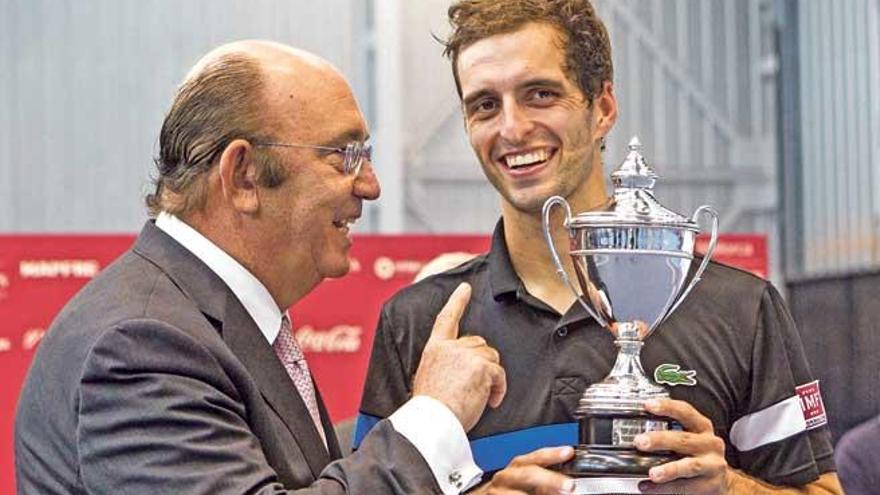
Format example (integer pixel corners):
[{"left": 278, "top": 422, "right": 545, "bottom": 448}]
[{"left": 273, "top": 315, "right": 326, "bottom": 445}]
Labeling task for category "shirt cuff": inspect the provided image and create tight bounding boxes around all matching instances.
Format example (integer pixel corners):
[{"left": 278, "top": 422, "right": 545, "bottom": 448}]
[{"left": 389, "top": 395, "right": 483, "bottom": 494}]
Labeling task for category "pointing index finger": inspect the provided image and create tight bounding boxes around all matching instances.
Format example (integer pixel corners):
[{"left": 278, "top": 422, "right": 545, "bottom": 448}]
[{"left": 429, "top": 283, "right": 472, "bottom": 341}]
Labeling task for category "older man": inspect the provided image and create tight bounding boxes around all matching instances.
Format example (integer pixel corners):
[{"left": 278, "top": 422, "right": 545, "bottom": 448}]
[
  {"left": 358, "top": 1, "right": 842, "bottom": 494},
  {"left": 15, "top": 40, "right": 505, "bottom": 494}
]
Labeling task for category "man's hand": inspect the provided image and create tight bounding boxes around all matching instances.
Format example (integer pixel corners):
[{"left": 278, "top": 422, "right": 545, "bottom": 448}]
[
  {"left": 412, "top": 283, "right": 507, "bottom": 431},
  {"left": 634, "top": 398, "right": 728, "bottom": 494},
  {"left": 471, "top": 447, "right": 576, "bottom": 495}
]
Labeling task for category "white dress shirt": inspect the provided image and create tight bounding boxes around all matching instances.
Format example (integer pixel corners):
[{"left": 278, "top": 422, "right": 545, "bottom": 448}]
[{"left": 155, "top": 212, "right": 482, "bottom": 494}]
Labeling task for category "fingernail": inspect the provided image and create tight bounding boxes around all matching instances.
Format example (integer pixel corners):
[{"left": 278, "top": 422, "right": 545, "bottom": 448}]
[
  {"left": 559, "top": 479, "right": 576, "bottom": 494},
  {"left": 645, "top": 399, "right": 661, "bottom": 410},
  {"left": 559, "top": 446, "right": 574, "bottom": 458},
  {"left": 633, "top": 434, "right": 649, "bottom": 449},
  {"left": 649, "top": 466, "right": 665, "bottom": 481}
]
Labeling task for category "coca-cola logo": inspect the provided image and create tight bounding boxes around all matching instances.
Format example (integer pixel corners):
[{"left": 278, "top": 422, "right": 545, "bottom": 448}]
[{"left": 295, "top": 325, "right": 362, "bottom": 353}]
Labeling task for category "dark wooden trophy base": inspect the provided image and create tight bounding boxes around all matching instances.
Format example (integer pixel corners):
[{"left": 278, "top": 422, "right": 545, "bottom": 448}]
[{"left": 559, "top": 412, "right": 682, "bottom": 477}]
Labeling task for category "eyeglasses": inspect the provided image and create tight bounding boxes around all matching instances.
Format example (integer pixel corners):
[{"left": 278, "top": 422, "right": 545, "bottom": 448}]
[{"left": 254, "top": 141, "right": 372, "bottom": 177}]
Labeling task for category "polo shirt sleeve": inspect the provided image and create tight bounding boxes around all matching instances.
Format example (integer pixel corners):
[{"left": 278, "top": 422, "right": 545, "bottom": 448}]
[{"left": 728, "top": 284, "right": 836, "bottom": 486}]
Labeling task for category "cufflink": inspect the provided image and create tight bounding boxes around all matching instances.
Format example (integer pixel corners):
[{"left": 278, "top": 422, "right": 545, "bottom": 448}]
[{"left": 448, "top": 471, "right": 462, "bottom": 489}]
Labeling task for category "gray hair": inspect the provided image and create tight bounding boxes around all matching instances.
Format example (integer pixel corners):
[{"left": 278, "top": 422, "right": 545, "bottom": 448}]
[{"left": 146, "top": 53, "right": 287, "bottom": 217}]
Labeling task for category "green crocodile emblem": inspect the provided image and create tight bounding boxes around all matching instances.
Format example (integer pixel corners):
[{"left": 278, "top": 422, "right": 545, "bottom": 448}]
[{"left": 654, "top": 363, "right": 697, "bottom": 386}]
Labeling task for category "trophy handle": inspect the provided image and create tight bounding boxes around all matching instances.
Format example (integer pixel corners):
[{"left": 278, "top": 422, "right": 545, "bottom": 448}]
[
  {"left": 665, "top": 205, "right": 719, "bottom": 320},
  {"left": 541, "top": 196, "right": 606, "bottom": 325}
]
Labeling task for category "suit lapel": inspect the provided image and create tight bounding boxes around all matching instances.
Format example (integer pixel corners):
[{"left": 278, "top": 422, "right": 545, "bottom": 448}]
[
  {"left": 220, "top": 292, "right": 332, "bottom": 477},
  {"left": 315, "top": 385, "right": 342, "bottom": 459},
  {"left": 132, "top": 222, "right": 332, "bottom": 478}
]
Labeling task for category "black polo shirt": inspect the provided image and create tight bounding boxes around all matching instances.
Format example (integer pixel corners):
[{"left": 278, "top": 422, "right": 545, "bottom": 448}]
[{"left": 357, "top": 221, "right": 835, "bottom": 487}]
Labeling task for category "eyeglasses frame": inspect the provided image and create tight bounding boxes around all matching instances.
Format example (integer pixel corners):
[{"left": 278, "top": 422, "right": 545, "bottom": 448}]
[{"left": 253, "top": 141, "right": 372, "bottom": 177}]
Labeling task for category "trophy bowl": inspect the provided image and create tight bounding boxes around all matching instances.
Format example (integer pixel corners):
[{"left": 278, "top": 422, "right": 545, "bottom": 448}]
[{"left": 542, "top": 137, "right": 718, "bottom": 478}]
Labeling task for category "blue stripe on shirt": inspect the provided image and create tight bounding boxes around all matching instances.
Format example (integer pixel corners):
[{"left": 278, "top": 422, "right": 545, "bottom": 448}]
[
  {"left": 353, "top": 412, "right": 577, "bottom": 473},
  {"left": 470, "top": 422, "right": 578, "bottom": 472},
  {"left": 352, "top": 412, "right": 382, "bottom": 450}
]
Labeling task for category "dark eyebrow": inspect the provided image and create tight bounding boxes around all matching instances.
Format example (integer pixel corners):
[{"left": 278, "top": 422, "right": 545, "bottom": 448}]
[
  {"left": 462, "top": 78, "right": 567, "bottom": 109},
  {"left": 521, "top": 78, "right": 566, "bottom": 92},
  {"left": 462, "top": 89, "right": 496, "bottom": 109}
]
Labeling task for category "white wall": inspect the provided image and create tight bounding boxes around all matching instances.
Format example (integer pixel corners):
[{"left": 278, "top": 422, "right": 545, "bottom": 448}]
[
  {"left": 795, "top": 0, "right": 880, "bottom": 275},
  {"left": 2, "top": 0, "right": 832, "bottom": 284},
  {"left": 0, "top": 0, "right": 365, "bottom": 232}
]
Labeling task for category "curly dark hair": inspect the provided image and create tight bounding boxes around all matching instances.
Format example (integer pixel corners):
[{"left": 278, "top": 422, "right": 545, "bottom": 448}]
[{"left": 443, "top": 0, "right": 613, "bottom": 103}]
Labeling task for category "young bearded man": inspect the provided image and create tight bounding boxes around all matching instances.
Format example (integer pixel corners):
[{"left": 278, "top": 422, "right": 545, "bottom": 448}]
[{"left": 357, "top": 1, "right": 842, "bottom": 494}]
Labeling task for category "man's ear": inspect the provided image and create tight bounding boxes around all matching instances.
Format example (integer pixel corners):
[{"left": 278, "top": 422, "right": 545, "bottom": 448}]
[
  {"left": 218, "top": 139, "right": 260, "bottom": 214},
  {"left": 592, "top": 81, "right": 619, "bottom": 140}
]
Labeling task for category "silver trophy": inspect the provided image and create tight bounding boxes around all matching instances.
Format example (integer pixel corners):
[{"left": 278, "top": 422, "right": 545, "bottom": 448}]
[{"left": 542, "top": 137, "right": 718, "bottom": 477}]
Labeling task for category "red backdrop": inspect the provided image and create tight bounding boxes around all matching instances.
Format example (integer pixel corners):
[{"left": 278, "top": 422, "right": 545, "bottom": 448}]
[{"left": 0, "top": 232, "right": 765, "bottom": 492}]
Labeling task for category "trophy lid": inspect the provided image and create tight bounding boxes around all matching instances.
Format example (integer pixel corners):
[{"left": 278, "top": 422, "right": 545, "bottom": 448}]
[{"left": 569, "top": 137, "right": 698, "bottom": 230}]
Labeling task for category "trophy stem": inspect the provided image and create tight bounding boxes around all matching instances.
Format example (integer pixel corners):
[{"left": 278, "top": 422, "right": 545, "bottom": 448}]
[
  {"left": 561, "top": 321, "right": 680, "bottom": 478},
  {"left": 575, "top": 321, "right": 667, "bottom": 418},
  {"left": 605, "top": 322, "right": 654, "bottom": 392}
]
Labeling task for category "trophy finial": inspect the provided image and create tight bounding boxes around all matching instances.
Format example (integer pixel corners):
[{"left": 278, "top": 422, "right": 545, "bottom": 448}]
[
  {"left": 627, "top": 136, "right": 642, "bottom": 151},
  {"left": 612, "top": 136, "right": 656, "bottom": 189}
]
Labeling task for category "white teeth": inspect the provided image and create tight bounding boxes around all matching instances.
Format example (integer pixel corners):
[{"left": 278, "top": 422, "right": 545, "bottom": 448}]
[
  {"left": 505, "top": 149, "right": 549, "bottom": 168},
  {"left": 333, "top": 218, "right": 358, "bottom": 230}
]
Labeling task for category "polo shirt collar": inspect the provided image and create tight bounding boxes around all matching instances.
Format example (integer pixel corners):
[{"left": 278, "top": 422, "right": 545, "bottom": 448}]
[
  {"left": 487, "top": 220, "right": 521, "bottom": 299},
  {"left": 487, "top": 218, "right": 596, "bottom": 325}
]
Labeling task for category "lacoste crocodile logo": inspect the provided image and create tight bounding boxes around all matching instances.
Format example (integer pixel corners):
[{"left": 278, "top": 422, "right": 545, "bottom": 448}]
[{"left": 654, "top": 363, "right": 697, "bottom": 386}]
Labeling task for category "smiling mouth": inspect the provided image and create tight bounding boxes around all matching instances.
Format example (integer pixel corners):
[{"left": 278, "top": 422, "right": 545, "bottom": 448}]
[
  {"left": 501, "top": 148, "right": 554, "bottom": 169},
  {"left": 332, "top": 216, "right": 358, "bottom": 233}
]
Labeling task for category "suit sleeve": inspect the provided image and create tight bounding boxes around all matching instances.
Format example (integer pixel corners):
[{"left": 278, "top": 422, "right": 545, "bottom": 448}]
[
  {"left": 354, "top": 304, "right": 415, "bottom": 448},
  {"left": 728, "top": 284, "right": 836, "bottom": 486},
  {"left": 77, "top": 319, "right": 440, "bottom": 494}
]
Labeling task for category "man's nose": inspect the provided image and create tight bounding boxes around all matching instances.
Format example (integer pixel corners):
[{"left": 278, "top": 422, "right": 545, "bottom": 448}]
[
  {"left": 353, "top": 160, "right": 381, "bottom": 200},
  {"left": 499, "top": 101, "right": 534, "bottom": 144}
]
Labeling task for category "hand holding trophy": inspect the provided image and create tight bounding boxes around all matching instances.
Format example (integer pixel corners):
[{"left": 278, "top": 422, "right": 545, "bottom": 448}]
[{"left": 542, "top": 137, "right": 719, "bottom": 484}]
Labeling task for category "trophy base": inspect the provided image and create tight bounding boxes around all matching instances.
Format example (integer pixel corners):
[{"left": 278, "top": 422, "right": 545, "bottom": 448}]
[
  {"left": 558, "top": 411, "right": 682, "bottom": 477},
  {"left": 561, "top": 445, "right": 679, "bottom": 477}
]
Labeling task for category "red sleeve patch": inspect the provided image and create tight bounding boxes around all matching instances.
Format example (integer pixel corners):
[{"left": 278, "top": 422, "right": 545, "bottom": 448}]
[{"left": 796, "top": 380, "right": 828, "bottom": 429}]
